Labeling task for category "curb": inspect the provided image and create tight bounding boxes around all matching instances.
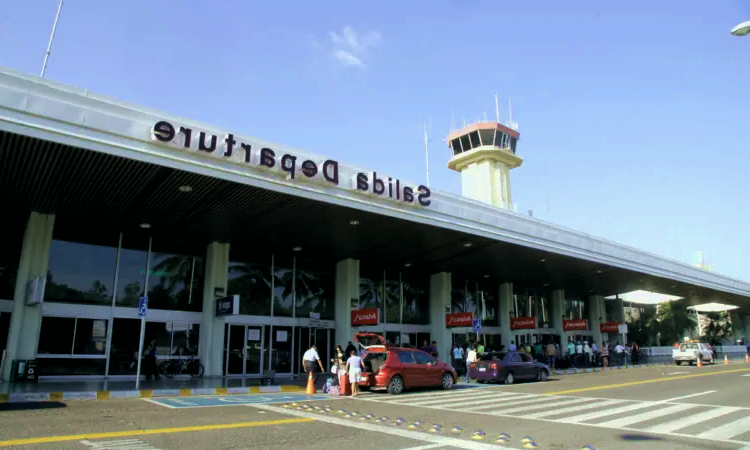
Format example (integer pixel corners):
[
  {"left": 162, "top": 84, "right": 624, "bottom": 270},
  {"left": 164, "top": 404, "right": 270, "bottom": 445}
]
[
  {"left": 552, "top": 362, "right": 669, "bottom": 376},
  {"left": 0, "top": 384, "right": 305, "bottom": 404}
]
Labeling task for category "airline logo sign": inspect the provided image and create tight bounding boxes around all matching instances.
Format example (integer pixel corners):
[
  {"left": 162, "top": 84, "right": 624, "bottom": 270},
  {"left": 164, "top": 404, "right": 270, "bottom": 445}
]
[
  {"left": 445, "top": 312, "right": 474, "bottom": 328},
  {"left": 600, "top": 322, "right": 622, "bottom": 333},
  {"left": 351, "top": 308, "right": 379, "bottom": 326},
  {"left": 563, "top": 319, "right": 589, "bottom": 331},
  {"left": 510, "top": 317, "right": 536, "bottom": 330}
]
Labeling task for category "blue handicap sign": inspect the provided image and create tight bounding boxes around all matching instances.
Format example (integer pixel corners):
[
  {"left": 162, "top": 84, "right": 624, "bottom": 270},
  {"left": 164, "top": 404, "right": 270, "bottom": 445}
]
[
  {"left": 138, "top": 296, "right": 148, "bottom": 317},
  {"left": 472, "top": 319, "right": 482, "bottom": 332},
  {"left": 145, "top": 392, "right": 332, "bottom": 409}
]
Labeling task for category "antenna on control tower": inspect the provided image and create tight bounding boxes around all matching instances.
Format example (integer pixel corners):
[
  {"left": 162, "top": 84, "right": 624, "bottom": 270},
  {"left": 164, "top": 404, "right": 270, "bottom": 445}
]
[
  {"left": 494, "top": 92, "right": 500, "bottom": 123},
  {"left": 421, "top": 120, "right": 431, "bottom": 186}
]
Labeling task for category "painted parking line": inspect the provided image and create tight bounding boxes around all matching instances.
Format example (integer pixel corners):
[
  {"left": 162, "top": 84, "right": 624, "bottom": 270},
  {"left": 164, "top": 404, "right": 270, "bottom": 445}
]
[
  {"left": 542, "top": 367, "right": 750, "bottom": 396},
  {"left": 0, "top": 418, "right": 314, "bottom": 447},
  {"left": 143, "top": 392, "right": 333, "bottom": 409}
]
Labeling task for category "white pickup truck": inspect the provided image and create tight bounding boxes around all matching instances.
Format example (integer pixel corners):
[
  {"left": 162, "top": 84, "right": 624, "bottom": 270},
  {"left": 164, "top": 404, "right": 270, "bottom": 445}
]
[{"left": 672, "top": 342, "right": 714, "bottom": 365}]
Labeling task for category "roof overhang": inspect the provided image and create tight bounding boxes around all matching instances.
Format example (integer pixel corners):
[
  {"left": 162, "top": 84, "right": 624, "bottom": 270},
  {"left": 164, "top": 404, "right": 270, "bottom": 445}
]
[{"left": 1, "top": 66, "right": 749, "bottom": 303}]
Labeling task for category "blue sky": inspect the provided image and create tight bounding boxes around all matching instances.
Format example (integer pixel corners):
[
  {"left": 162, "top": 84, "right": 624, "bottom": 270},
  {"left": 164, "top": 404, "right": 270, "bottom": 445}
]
[{"left": 2, "top": 1, "right": 749, "bottom": 281}]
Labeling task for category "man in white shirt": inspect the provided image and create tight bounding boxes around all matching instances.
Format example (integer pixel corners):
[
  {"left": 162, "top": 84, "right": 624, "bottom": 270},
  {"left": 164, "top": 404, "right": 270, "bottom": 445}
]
[
  {"left": 614, "top": 342, "right": 625, "bottom": 366},
  {"left": 509, "top": 342, "right": 517, "bottom": 352},
  {"left": 465, "top": 344, "right": 478, "bottom": 383},
  {"left": 302, "top": 345, "right": 325, "bottom": 389}
]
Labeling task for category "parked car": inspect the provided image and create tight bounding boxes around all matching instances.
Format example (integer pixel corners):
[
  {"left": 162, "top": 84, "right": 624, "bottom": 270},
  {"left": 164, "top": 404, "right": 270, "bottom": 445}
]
[
  {"left": 468, "top": 351, "right": 550, "bottom": 385},
  {"left": 354, "top": 332, "right": 457, "bottom": 395},
  {"left": 672, "top": 342, "right": 715, "bottom": 365}
]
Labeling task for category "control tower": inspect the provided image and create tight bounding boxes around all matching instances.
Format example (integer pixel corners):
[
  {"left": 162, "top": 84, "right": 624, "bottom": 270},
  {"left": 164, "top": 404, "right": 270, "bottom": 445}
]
[{"left": 446, "top": 103, "right": 522, "bottom": 210}]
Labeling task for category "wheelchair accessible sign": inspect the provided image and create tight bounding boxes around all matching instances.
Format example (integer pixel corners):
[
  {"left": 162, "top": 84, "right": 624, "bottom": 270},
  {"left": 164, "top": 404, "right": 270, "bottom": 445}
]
[{"left": 145, "top": 392, "right": 331, "bottom": 409}]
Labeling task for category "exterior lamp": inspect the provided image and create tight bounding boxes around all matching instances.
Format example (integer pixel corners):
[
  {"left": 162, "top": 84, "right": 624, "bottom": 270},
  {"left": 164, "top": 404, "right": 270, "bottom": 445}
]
[{"left": 731, "top": 21, "right": 750, "bottom": 36}]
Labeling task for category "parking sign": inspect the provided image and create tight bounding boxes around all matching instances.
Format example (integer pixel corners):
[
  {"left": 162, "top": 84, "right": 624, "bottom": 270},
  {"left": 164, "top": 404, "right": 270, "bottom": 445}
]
[
  {"left": 138, "top": 296, "right": 148, "bottom": 317},
  {"left": 472, "top": 319, "right": 482, "bottom": 332}
]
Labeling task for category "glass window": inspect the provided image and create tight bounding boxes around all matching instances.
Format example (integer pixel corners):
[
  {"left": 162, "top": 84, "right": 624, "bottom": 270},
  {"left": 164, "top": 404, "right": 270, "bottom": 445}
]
[
  {"left": 39, "top": 358, "right": 106, "bottom": 376},
  {"left": 228, "top": 253, "right": 273, "bottom": 316},
  {"left": 565, "top": 295, "right": 588, "bottom": 320},
  {"left": 145, "top": 322, "right": 173, "bottom": 356},
  {"left": 385, "top": 331, "right": 400, "bottom": 346},
  {"left": 270, "top": 325, "right": 292, "bottom": 373},
  {"left": 477, "top": 282, "right": 497, "bottom": 326},
  {"left": 272, "top": 255, "right": 294, "bottom": 317},
  {"left": 512, "top": 287, "right": 534, "bottom": 318},
  {"left": 0, "top": 216, "right": 24, "bottom": 300},
  {"left": 0, "top": 312, "right": 11, "bottom": 353},
  {"left": 37, "top": 316, "right": 75, "bottom": 354},
  {"left": 479, "top": 352, "right": 506, "bottom": 361},
  {"left": 144, "top": 321, "right": 200, "bottom": 357},
  {"left": 108, "top": 318, "right": 141, "bottom": 375},
  {"left": 384, "top": 273, "right": 400, "bottom": 324},
  {"left": 147, "top": 238, "right": 203, "bottom": 312},
  {"left": 465, "top": 281, "right": 478, "bottom": 317},
  {"left": 294, "top": 258, "right": 335, "bottom": 320},
  {"left": 519, "top": 353, "right": 533, "bottom": 363},
  {"left": 536, "top": 293, "right": 550, "bottom": 327},
  {"left": 116, "top": 234, "right": 149, "bottom": 307},
  {"left": 358, "top": 268, "right": 383, "bottom": 314},
  {"left": 73, "top": 318, "right": 108, "bottom": 355},
  {"left": 397, "top": 352, "right": 415, "bottom": 364},
  {"left": 170, "top": 322, "right": 200, "bottom": 356},
  {"left": 451, "top": 279, "right": 466, "bottom": 313},
  {"left": 402, "top": 273, "right": 429, "bottom": 325},
  {"left": 479, "top": 129, "right": 495, "bottom": 146},
  {"left": 414, "top": 352, "right": 436, "bottom": 365},
  {"left": 45, "top": 228, "right": 119, "bottom": 306}
]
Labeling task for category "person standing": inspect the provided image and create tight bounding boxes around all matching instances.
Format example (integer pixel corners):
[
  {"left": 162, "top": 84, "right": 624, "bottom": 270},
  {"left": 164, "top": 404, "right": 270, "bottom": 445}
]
[
  {"left": 545, "top": 341, "right": 557, "bottom": 369},
  {"left": 600, "top": 342, "right": 609, "bottom": 368},
  {"left": 345, "top": 350, "right": 364, "bottom": 397},
  {"left": 465, "top": 344, "right": 478, "bottom": 383},
  {"left": 452, "top": 344, "right": 464, "bottom": 376},
  {"left": 302, "top": 344, "right": 325, "bottom": 390},
  {"left": 614, "top": 342, "right": 625, "bottom": 366}
]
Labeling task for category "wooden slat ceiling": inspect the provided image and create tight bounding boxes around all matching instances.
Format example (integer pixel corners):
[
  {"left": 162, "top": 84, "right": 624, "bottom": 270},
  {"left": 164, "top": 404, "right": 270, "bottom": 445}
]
[{"left": 0, "top": 130, "right": 743, "bottom": 305}]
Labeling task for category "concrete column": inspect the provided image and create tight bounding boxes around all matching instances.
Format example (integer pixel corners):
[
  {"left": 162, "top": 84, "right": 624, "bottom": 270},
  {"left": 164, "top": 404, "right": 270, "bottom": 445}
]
[
  {"left": 429, "top": 272, "right": 451, "bottom": 360},
  {"left": 611, "top": 298, "right": 625, "bottom": 323},
  {"left": 588, "top": 294, "right": 604, "bottom": 347},
  {"left": 551, "top": 289, "right": 566, "bottom": 347},
  {"left": 200, "top": 242, "right": 229, "bottom": 377},
  {"left": 334, "top": 259, "right": 359, "bottom": 347},
  {"left": 2, "top": 212, "right": 55, "bottom": 382},
  {"left": 498, "top": 283, "right": 513, "bottom": 348}
]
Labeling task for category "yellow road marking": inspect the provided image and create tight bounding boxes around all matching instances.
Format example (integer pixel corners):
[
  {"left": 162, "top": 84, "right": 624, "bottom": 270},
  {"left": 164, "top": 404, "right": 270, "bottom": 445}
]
[
  {"left": 0, "top": 418, "right": 314, "bottom": 447},
  {"left": 544, "top": 367, "right": 750, "bottom": 395}
]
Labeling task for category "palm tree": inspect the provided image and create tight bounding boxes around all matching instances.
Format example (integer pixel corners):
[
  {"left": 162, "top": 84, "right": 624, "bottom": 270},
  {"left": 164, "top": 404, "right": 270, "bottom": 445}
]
[
  {"left": 701, "top": 312, "right": 733, "bottom": 345},
  {"left": 358, "top": 277, "right": 383, "bottom": 311},
  {"left": 149, "top": 254, "right": 203, "bottom": 310},
  {"left": 227, "top": 261, "right": 273, "bottom": 315},
  {"left": 654, "top": 299, "right": 699, "bottom": 345}
]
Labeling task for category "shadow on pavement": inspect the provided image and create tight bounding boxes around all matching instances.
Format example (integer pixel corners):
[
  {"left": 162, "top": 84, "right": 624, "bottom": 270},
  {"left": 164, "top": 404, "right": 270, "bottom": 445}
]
[
  {"left": 0, "top": 401, "right": 68, "bottom": 412},
  {"left": 620, "top": 434, "right": 663, "bottom": 442}
]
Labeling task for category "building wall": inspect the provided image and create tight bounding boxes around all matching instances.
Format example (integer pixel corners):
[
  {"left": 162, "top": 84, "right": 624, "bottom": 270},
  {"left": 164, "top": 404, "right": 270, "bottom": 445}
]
[{"left": 1, "top": 211, "right": 625, "bottom": 381}]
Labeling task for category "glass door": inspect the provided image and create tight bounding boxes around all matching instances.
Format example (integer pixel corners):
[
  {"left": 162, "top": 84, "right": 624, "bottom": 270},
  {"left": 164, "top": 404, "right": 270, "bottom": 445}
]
[
  {"left": 225, "top": 324, "right": 264, "bottom": 377},
  {"left": 314, "top": 329, "right": 329, "bottom": 372},
  {"left": 269, "top": 326, "right": 293, "bottom": 375}
]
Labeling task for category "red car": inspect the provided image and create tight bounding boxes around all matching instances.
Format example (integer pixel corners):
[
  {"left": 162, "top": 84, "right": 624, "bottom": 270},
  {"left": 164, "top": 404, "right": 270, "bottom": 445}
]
[{"left": 354, "top": 333, "right": 457, "bottom": 395}]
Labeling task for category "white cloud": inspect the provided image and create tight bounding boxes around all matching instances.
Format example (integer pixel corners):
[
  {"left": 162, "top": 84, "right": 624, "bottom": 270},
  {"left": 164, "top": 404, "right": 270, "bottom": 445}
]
[{"left": 315, "top": 26, "right": 381, "bottom": 69}]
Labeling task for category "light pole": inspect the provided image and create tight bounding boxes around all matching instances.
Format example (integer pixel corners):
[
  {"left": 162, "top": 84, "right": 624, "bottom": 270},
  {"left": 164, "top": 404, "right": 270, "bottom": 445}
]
[
  {"left": 40, "top": 0, "right": 64, "bottom": 78},
  {"left": 730, "top": 21, "right": 750, "bottom": 37}
]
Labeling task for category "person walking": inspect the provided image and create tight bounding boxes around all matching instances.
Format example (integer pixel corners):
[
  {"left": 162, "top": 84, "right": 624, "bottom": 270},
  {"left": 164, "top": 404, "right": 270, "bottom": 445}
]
[
  {"left": 452, "top": 344, "right": 465, "bottom": 376},
  {"left": 345, "top": 349, "right": 364, "bottom": 397},
  {"left": 465, "top": 344, "right": 478, "bottom": 383},
  {"left": 302, "top": 344, "right": 325, "bottom": 390}
]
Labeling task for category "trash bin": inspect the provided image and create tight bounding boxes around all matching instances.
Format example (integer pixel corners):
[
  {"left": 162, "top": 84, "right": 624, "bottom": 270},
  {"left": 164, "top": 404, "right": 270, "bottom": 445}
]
[
  {"left": 10, "top": 360, "right": 27, "bottom": 383},
  {"left": 25, "top": 360, "right": 39, "bottom": 383}
]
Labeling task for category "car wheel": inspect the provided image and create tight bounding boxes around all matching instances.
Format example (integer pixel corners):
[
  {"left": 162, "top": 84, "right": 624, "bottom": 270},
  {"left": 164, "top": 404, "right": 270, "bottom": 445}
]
[
  {"left": 675, "top": 361, "right": 682, "bottom": 366},
  {"left": 537, "top": 370, "right": 548, "bottom": 382},
  {"left": 709, "top": 357, "right": 715, "bottom": 365},
  {"left": 387, "top": 375, "right": 404, "bottom": 395},
  {"left": 503, "top": 372, "right": 515, "bottom": 385},
  {"left": 441, "top": 373, "right": 454, "bottom": 390}
]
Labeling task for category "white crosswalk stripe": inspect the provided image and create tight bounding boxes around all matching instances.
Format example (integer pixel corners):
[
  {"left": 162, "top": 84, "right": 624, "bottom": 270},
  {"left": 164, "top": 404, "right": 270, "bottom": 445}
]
[{"left": 356, "top": 388, "right": 750, "bottom": 445}]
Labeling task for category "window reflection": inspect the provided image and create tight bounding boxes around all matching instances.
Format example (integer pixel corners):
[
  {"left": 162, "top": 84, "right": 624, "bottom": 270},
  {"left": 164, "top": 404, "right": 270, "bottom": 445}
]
[
  {"left": 45, "top": 228, "right": 119, "bottom": 306},
  {"left": 513, "top": 287, "right": 534, "bottom": 318},
  {"left": 294, "top": 257, "right": 335, "bottom": 320},
  {"left": 116, "top": 234, "right": 149, "bottom": 307},
  {"left": 402, "top": 273, "right": 429, "bottom": 325},
  {"left": 228, "top": 255, "right": 272, "bottom": 316},
  {"left": 37, "top": 316, "right": 108, "bottom": 356},
  {"left": 272, "top": 256, "right": 294, "bottom": 317},
  {"left": 358, "top": 269, "right": 384, "bottom": 314},
  {"left": 536, "top": 293, "right": 550, "bottom": 327},
  {"left": 451, "top": 279, "right": 466, "bottom": 313},
  {"left": 384, "top": 273, "right": 400, "bottom": 324},
  {"left": 147, "top": 239, "right": 203, "bottom": 312},
  {"left": 465, "top": 281, "right": 478, "bottom": 316},
  {"left": 477, "top": 282, "right": 497, "bottom": 326},
  {"left": 0, "top": 217, "right": 24, "bottom": 300},
  {"left": 564, "top": 295, "right": 588, "bottom": 320}
]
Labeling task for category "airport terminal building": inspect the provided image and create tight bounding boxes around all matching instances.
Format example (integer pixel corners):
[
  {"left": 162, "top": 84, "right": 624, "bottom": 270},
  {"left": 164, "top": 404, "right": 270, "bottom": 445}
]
[{"left": 1, "top": 67, "right": 749, "bottom": 381}]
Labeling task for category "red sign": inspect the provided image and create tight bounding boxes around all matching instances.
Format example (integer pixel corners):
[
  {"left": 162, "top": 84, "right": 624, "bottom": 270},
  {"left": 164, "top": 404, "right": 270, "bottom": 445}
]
[
  {"left": 351, "top": 308, "right": 379, "bottom": 326},
  {"left": 600, "top": 322, "right": 621, "bottom": 333},
  {"left": 445, "top": 312, "right": 474, "bottom": 327},
  {"left": 510, "top": 317, "right": 536, "bottom": 330},
  {"left": 563, "top": 319, "right": 589, "bottom": 331}
]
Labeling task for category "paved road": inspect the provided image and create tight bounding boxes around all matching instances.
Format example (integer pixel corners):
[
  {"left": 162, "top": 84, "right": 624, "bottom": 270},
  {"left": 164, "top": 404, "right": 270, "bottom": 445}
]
[{"left": 0, "top": 364, "right": 747, "bottom": 449}]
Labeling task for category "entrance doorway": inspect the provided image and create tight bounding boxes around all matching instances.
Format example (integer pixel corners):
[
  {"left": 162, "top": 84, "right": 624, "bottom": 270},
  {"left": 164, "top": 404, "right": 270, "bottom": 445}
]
[
  {"left": 294, "top": 327, "right": 332, "bottom": 374},
  {"left": 224, "top": 324, "right": 264, "bottom": 377}
]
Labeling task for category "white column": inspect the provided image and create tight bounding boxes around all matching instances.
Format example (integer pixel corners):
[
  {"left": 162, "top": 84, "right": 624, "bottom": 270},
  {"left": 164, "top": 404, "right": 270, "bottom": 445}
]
[
  {"left": 588, "top": 294, "right": 604, "bottom": 346},
  {"left": 498, "top": 283, "right": 513, "bottom": 348},
  {"left": 2, "top": 212, "right": 55, "bottom": 382},
  {"left": 334, "top": 259, "right": 359, "bottom": 348},
  {"left": 551, "top": 289, "right": 566, "bottom": 347},
  {"left": 429, "top": 272, "right": 451, "bottom": 359},
  {"left": 200, "top": 242, "right": 229, "bottom": 377}
]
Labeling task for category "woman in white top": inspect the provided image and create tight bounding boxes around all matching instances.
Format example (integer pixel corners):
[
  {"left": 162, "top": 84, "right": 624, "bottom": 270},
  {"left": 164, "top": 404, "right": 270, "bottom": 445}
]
[
  {"left": 465, "top": 344, "right": 477, "bottom": 383},
  {"left": 345, "top": 350, "right": 364, "bottom": 397}
]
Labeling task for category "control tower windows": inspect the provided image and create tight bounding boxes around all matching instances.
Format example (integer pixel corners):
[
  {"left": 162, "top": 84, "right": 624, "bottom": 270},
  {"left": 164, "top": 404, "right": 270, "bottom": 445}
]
[
  {"left": 467, "top": 131, "right": 481, "bottom": 149},
  {"left": 459, "top": 134, "right": 471, "bottom": 153},
  {"left": 479, "top": 129, "right": 495, "bottom": 146},
  {"left": 510, "top": 137, "right": 517, "bottom": 154},
  {"left": 450, "top": 138, "right": 463, "bottom": 156}
]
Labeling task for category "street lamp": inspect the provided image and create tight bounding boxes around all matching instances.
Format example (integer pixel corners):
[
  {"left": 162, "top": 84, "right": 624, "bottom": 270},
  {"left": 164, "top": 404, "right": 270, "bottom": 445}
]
[{"left": 730, "top": 21, "right": 750, "bottom": 36}]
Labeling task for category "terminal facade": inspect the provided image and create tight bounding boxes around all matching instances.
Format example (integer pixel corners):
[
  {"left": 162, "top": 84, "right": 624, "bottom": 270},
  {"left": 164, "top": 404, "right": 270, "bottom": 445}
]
[{"left": 1, "top": 67, "right": 749, "bottom": 381}]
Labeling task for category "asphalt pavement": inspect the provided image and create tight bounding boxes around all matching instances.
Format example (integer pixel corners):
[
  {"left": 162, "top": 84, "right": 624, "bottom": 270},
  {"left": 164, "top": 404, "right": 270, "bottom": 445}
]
[{"left": 0, "top": 362, "right": 747, "bottom": 450}]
